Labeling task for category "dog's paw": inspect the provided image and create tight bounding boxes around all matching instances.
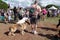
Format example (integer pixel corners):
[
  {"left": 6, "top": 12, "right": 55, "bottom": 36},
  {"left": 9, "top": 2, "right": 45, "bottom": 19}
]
[
  {"left": 21, "top": 31, "right": 25, "bottom": 35},
  {"left": 12, "top": 33, "right": 15, "bottom": 36},
  {"left": 8, "top": 32, "right": 11, "bottom": 36}
]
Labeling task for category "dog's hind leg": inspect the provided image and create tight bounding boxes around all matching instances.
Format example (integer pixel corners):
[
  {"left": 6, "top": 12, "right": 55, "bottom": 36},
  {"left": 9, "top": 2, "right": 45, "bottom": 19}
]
[
  {"left": 11, "top": 32, "right": 15, "bottom": 36},
  {"left": 8, "top": 31, "right": 15, "bottom": 36}
]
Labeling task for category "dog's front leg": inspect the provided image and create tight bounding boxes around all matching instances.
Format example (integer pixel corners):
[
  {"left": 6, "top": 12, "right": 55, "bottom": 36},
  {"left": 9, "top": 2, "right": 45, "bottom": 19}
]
[
  {"left": 21, "top": 26, "right": 25, "bottom": 35},
  {"left": 8, "top": 32, "right": 12, "bottom": 36},
  {"left": 8, "top": 31, "right": 15, "bottom": 36},
  {"left": 11, "top": 32, "right": 15, "bottom": 36},
  {"left": 21, "top": 30, "right": 25, "bottom": 35}
]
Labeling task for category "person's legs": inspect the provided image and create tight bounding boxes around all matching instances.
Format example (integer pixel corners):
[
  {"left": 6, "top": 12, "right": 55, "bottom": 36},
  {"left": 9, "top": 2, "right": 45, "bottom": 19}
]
[
  {"left": 31, "top": 24, "right": 35, "bottom": 32},
  {"left": 33, "top": 24, "right": 38, "bottom": 34},
  {"left": 44, "top": 15, "right": 46, "bottom": 21},
  {"left": 42, "top": 13, "right": 44, "bottom": 21},
  {"left": 30, "top": 17, "right": 38, "bottom": 34},
  {"left": 14, "top": 14, "right": 17, "bottom": 21},
  {"left": 8, "top": 16, "right": 11, "bottom": 22},
  {"left": 31, "top": 24, "right": 37, "bottom": 34}
]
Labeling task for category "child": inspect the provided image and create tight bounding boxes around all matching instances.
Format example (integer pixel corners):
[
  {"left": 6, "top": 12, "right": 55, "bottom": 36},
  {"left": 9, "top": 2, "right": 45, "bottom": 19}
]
[{"left": 42, "top": 8, "right": 47, "bottom": 21}]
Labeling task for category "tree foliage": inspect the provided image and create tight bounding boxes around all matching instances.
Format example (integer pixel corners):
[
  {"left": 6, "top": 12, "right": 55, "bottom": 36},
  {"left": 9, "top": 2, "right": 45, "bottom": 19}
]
[{"left": 0, "top": 0, "right": 8, "bottom": 10}]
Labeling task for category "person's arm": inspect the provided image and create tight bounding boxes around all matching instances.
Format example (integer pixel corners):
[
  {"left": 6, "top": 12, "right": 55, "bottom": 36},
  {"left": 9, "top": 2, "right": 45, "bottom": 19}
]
[{"left": 37, "top": 5, "right": 41, "bottom": 13}]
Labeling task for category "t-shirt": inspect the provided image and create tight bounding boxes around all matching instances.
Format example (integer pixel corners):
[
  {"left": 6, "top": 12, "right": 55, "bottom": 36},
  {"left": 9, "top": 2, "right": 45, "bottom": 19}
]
[
  {"left": 19, "top": 10, "right": 24, "bottom": 16},
  {"left": 42, "top": 9, "right": 47, "bottom": 15}
]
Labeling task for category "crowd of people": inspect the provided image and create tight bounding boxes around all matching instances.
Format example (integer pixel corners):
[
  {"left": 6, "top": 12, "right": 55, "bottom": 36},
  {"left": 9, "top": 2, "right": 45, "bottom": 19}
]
[{"left": 0, "top": 0, "right": 60, "bottom": 37}]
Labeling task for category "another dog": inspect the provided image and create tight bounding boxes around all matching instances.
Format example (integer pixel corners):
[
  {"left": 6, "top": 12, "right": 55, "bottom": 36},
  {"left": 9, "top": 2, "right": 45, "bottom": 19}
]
[{"left": 8, "top": 17, "right": 30, "bottom": 36}]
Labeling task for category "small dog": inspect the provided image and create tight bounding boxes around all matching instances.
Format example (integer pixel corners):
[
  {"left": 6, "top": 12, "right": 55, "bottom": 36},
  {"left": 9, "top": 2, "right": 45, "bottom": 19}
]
[{"left": 8, "top": 17, "right": 30, "bottom": 36}]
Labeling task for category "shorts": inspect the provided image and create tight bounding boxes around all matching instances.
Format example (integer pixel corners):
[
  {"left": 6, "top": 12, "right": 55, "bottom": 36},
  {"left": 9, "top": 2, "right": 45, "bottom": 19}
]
[{"left": 30, "top": 16, "right": 37, "bottom": 24}]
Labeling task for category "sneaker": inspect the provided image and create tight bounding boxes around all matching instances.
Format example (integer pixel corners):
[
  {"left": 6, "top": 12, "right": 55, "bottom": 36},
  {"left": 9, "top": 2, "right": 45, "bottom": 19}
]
[{"left": 34, "top": 31, "right": 38, "bottom": 35}]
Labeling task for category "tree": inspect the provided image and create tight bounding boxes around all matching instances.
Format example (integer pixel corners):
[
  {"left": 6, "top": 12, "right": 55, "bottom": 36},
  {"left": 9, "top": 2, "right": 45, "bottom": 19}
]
[{"left": 0, "top": 0, "right": 8, "bottom": 10}]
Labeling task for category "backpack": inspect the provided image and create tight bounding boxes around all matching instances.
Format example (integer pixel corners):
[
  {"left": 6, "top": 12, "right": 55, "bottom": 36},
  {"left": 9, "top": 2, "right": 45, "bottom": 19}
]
[
  {"left": 29, "top": 8, "right": 35, "bottom": 17},
  {"left": 29, "top": 8, "right": 35, "bottom": 14}
]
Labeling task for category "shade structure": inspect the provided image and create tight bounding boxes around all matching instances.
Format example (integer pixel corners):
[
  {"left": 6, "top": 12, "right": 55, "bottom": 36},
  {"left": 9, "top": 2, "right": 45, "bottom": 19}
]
[{"left": 49, "top": 6, "right": 57, "bottom": 10}]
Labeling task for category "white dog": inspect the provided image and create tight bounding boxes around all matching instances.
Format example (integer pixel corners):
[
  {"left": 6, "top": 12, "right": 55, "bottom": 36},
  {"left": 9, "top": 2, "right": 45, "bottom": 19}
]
[
  {"left": 16, "top": 17, "right": 28, "bottom": 24},
  {"left": 8, "top": 17, "right": 30, "bottom": 36}
]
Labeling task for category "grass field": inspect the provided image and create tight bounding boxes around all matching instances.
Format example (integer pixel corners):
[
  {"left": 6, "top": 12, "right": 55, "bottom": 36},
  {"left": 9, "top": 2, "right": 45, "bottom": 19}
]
[{"left": 40, "top": 15, "right": 60, "bottom": 24}]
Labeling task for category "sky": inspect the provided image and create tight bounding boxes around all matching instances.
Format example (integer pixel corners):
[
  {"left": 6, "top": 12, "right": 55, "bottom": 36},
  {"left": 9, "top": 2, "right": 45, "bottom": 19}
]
[
  {"left": 39, "top": 0, "right": 60, "bottom": 7},
  {"left": 2, "top": 0, "right": 33, "bottom": 8},
  {"left": 2, "top": 0, "right": 60, "bottom": 8}
]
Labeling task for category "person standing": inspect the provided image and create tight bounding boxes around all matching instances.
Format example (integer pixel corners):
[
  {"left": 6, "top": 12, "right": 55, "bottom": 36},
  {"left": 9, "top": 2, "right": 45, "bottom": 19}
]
[
  {"left": 18, "top": 7, "right": 25, "bottom": 20},
  {"left": 13, "top": 7, "right": 17, "bottom": 21},
  {"left": 29, "top": 0, "right": 41, "bottom": 34},
  {"left": 1, "top": 9, "right": 5, "bottom": 21},
  {"left": 7, "top": 8, "right": 13, "bottom": 22},
  {"left": 41, "top": 8, "right": 47, "bottom": 21},
  {"left": 24, "top": 9, "right": 29, "bottom": 18}
]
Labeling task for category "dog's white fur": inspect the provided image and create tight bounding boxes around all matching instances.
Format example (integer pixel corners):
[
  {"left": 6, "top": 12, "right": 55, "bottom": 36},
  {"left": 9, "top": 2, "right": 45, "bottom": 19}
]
[
  {"left": 8, "top": 17, "right": 29, "bottom": 36},
  {"left": 16, "top": 17, "right": 28, "bottom": 24}
]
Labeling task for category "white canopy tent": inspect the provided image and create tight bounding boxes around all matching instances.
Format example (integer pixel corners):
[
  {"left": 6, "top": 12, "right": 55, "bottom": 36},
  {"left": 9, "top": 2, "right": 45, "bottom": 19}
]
[{"left": 49, "top": 6, "right": 57, "bottom": 10}]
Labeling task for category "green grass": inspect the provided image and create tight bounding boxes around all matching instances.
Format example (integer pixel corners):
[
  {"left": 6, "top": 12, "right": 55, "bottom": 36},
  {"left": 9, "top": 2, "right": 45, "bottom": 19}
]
[
  {"left": 40, "top": 15, "right": 60, "bottom": 24},
  {"left": 46, "top": 17, "right": 60, "bottom": 24}
]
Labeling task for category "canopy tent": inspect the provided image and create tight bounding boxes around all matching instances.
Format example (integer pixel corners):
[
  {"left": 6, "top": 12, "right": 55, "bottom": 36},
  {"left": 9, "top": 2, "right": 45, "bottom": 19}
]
[
  {"left": 49, "top": 6, "right": 57, "bottom": 10},
  {"left": 2, "top": 0, "right": 33, "bottom": 8}
]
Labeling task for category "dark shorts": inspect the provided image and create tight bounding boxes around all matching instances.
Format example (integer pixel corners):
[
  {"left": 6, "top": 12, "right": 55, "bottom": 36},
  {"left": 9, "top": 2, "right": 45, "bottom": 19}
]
[{"left": 30, "top": 16, "right": 37, "bottom": 24}]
